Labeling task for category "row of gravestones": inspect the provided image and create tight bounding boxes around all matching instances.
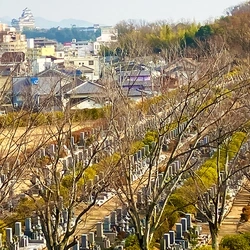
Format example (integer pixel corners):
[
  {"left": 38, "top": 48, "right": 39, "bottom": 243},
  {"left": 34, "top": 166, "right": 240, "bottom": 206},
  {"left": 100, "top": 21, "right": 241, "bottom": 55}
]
[
  {"left": 129, "top": 122, "right": 189, "bottom": 183},
  {"left": 2, "top": 214, "right": 80, "bottom": 250},
  {"left": 1, "top": 218, "right": 46, "bottom": 250},
  {"left": 134, "top": 135, "right": 210, "bottom": 210},
  {"left": 70, "top": 122, "right": 204, "bottom": 249},
  {"left": 136, "top": 159, "right": 182, "bottom": 209},
  {"left": 32, "top": 118, "right": 189, "bottom": 188},
  {"left": 72, "top": 206, "right": 130, "bottom": 250},
  {"left": 196, "top": 140, "right": 250, "bottom": 222},
  {"left": 26, "top": 120, "right": 190, "bottom": 247},
  {"left": 160, "top": 214, "right": 208, "bottom": 250}
]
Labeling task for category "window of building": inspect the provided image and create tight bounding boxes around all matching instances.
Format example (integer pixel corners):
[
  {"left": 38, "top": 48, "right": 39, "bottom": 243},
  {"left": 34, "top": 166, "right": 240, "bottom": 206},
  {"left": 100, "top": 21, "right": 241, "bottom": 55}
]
[{"left": 89, "top": 60, "right": 94, "bottom": 65}]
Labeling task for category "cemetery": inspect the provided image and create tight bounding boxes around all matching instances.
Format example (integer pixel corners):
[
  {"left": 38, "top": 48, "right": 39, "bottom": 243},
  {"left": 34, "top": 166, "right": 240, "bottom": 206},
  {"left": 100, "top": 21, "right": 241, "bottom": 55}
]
[{"left": 0, "top": 111, "right": 247, "bottom": 250}]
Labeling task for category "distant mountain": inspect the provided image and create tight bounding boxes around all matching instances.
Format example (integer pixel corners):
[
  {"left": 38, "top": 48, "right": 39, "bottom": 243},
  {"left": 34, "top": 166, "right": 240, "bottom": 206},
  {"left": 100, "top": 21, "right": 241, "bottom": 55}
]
[
  {"left": 0, "top": 15, "right": 94, "bottom": 29},
  {"left": 35, "top": 17, "right": 94, "bottom": 29}
]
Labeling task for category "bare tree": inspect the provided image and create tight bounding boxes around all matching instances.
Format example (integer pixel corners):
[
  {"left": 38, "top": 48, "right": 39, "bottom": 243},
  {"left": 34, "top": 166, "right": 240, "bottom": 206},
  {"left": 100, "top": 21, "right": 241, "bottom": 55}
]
[{"left": 101, "top": 44, "right": 250, "bottom": 250}]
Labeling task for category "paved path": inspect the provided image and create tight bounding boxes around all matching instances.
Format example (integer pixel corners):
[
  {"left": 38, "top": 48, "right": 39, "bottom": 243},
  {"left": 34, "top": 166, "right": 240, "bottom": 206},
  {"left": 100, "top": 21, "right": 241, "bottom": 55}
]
[{"left": 218, "top": 181, "right": 250, "bottom": 242}]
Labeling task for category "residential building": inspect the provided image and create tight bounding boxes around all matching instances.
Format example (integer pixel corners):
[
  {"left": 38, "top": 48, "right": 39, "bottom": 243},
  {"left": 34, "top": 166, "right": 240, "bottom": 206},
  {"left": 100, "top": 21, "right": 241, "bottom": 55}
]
[
  {"left": 11, "top": 8, "right": 35, "bottom": 31},
  {"left": 63, "top": 40, "right": 94, "bottom": 58},
  {"left": 31, "top": 57, "right": 54, "bottom": 75},
  {"left": 26, "top": 45, "right": 55, "bottom": 60},
  {"left": 0, "top": 51, "right": 26, "bottom": 77},
  {"left": 156, "top": 57, "right": 198, "bottom": 86},
  {"left": 94, "top": 27, "right": 118, "bottom": 54},
  {"left": 65, "top": 80, "right": 105, "bottom": 109},
  {"left": 26, "top": 38, "right": 59, "bottom": 71},
  {"left": 33, "top": 37, "right": 57, "bottom": 48},
  {"left": 64, "top": 55, "right": 100, "bottom": 80},
  {"left": 118, "top": 70, "right": 155, "bottom": 101},
  {"left": 12, "top": 68, "right": 84, "bottom": 111},
  {"left": 0, "top": 26, "right": 27, "bottom": 55}
]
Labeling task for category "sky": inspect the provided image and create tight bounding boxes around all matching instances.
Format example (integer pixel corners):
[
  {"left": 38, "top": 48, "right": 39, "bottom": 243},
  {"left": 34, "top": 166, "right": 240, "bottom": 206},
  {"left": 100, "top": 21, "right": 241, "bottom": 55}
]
[{"left": 0, "top": 0, "right": 246, "bottom": 25}]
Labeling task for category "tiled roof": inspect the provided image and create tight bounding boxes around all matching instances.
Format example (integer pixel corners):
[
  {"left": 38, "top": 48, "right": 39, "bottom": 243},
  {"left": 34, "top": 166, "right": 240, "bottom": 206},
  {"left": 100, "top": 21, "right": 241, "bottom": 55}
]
[{"left": 66, "top": 81, "right": 105, "bottom": 95}]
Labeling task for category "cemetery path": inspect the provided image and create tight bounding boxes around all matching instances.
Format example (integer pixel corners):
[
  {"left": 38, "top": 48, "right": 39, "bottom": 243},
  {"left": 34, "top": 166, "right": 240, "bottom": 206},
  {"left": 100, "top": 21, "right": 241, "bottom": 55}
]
[{"left": 218, "top": 180, "right": 250, "bottom": 242}]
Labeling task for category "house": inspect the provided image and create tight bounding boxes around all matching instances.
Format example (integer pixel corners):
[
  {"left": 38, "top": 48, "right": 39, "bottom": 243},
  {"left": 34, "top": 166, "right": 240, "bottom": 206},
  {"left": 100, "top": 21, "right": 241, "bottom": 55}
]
[
  {"left": 156, "top": 58, "right": 198, "bottom": 86},
  {"left": 117, "top": 70, "right": 156, "bottom": 101},
  {"left": 64, "top": 55, "right": 100, "bottom": 80},
  {"left": 65, "top": 81, "right": 106, "bottom": 109},
  {"left": 12, "top": 68, "right": 84, "bottom": 111}
]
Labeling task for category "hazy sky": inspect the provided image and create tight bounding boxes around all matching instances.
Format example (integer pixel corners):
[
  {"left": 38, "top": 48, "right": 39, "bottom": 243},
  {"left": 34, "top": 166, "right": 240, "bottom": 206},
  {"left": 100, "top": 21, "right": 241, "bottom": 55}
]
[{"left": 0, "top": 0, "right": 245, "bottom": 25}]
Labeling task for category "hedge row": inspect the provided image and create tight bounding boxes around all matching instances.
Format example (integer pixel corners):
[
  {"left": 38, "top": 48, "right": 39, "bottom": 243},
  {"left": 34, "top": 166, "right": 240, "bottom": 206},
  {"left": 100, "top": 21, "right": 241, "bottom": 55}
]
[{"left": 0, "top": 108, "right": 105, "bottom": 128}]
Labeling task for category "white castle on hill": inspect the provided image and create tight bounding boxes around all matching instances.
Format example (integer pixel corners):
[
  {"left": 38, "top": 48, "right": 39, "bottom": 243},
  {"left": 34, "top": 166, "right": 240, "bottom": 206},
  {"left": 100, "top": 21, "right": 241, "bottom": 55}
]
[{"left": 11, "top": 7, "right": 35, "bottom": 31}]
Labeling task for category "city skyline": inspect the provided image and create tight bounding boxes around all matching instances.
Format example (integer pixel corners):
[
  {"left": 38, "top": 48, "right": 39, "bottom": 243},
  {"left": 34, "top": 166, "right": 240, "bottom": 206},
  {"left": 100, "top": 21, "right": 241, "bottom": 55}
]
[{"left": 0, "top": 0, "right": 245, "bottom": 26}]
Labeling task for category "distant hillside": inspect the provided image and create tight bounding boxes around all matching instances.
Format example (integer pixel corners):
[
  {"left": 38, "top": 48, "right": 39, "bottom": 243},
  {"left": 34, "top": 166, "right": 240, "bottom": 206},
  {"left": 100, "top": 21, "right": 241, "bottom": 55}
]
[{"left": 35, "top": 17, "right": 94, "bottom": 29}]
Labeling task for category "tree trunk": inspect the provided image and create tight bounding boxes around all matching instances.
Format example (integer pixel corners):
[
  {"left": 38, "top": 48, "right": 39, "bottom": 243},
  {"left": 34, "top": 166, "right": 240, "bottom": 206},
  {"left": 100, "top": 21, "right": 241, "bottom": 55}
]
[{"left": 209, "top": 222, "right": 219, "bottom": 250}]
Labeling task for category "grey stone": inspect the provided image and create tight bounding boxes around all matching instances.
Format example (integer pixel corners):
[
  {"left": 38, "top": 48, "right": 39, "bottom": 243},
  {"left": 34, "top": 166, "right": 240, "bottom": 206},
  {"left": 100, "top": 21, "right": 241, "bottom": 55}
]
[
  {"left": 175, "top": 223, "right": 183, "bottom": 239},
  {"left": 96, "top": 222, "right": 103, "bottom": 238},
  {"left": 180, "top": 218, "right": 187, "bottom": 233},
  {"left": 103, "top": 216, "right": 111, "bottom": 232},
  {"left": 169, "top": 230, "right": 175, "bottom": 244},
  {"left": 81, "top": 234, "right": 88, "bottom": 249},
  {"left": 185, "top": 214, "right": 192, "bottom": 229},
  {"left": 14, "top": 222, "right": 22, "bottom": 236},
  {"left": 6, "top": 228, "right": 12, "bottom": 243}
]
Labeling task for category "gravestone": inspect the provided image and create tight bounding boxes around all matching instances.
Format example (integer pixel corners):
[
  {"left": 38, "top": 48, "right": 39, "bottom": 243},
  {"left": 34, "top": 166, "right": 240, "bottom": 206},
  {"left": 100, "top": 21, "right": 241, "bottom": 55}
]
[
  {"left": 169, "top": 230, "right": 175, "bottom": 245},
  {"left": 104, "top": 238, "right": 111, "bottom": 249},
  {"left": 116, "top": 208, "right": 122, "bottom": 222},
  {"left": 14, "top": 222, "right": 22, "bottom": 237},
  {"left": 175, "top": 223, "right": 183, "bottom": 239},
  {"left": 185, "top": 214, "right": 192, "bottom": 230},
  {"left": 88, "top": 232, "right": 95, "bottom": 245},
  {"left": 79, "top": 132, "right": 85, "bottom": 147},
  {"left": 81, "top": 234, "right": 88, "bottom": 249},
  {"left": 103, "top": 216, "right": 111, "bottom": 232},
  {"left": 96, "top": 222, "right": 103, "bottom": 238},
  {"left": 24, "top": 218, "right": 32, "bottom": 237},
  {"left": 6, "top": 228, "right": 12, "bottom": 244},
  {"left": 70, "top": 136, "right": 75, "bottom": 146},
  {"left": 20, "top": 235, "right": 28, "bottom": 247},
  {"left": 110, "top": 211, "right": 117, "bottom": 226},
  {"left": 78, "top": 150, "right": 83, "bottom": 161},
  {"left": 67, "top": 156, "right": 73, "bottom": 167},
  {"left": 163, "top": 233, "right": 170, "bottom": 249},
  {"left": 40, "top": 148, "right": 46, "bottom": 157},
  {"left": 180, "top": 218, "right": 187, "bottom": 233}
]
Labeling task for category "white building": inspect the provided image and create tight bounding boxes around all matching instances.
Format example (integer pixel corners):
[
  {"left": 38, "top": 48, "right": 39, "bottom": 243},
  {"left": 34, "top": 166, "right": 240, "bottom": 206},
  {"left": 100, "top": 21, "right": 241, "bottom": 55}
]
[
  {"left": 32, "top": 57, "right": 53, "bottom": 75},
  {"left": 94, "top": 27, "right": 118, "bottom": 54},
  {"left": 11, "top": 8, "right": 35, "bottom": 31},
  {"left": 64, "top": 55, "right": 100, "bottom": 80}
]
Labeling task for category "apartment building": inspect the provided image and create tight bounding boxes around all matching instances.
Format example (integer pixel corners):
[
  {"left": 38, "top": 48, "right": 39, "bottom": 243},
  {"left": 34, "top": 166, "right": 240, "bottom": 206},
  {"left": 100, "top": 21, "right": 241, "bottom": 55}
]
[
  {"left": 0, "top": 26, "right": 27, "bottom": 55},
  {"left": 94, "top": 27, "right": 118, "bottom": 54}
]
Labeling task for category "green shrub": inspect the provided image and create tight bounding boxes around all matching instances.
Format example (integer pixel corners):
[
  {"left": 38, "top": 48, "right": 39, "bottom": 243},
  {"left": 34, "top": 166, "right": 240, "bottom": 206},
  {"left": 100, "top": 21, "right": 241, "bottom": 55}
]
[{"left": 220, "top": 234, "right": 250, "bottom": 250}]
